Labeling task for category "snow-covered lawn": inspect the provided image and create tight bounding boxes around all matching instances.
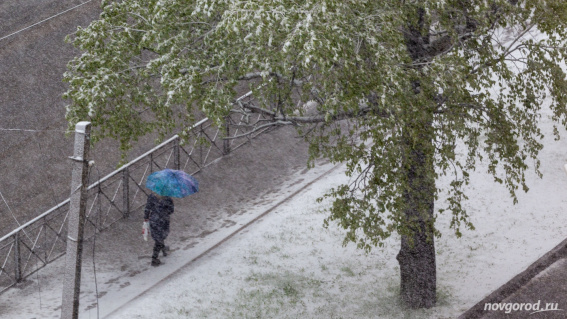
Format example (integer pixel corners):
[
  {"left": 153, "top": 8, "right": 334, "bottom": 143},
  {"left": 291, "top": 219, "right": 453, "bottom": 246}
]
[{"left": 107, "top": 105, "right": 567, "bottom": 318}]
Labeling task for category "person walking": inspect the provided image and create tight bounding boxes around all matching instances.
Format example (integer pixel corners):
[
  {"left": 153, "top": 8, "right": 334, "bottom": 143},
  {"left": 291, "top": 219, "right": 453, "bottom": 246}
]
[
  {"left": 144, "top": 168, "right": 198, "bottom": 266},
  {"left": 144, "top": 192, "right": 174, "bottom": 266}
]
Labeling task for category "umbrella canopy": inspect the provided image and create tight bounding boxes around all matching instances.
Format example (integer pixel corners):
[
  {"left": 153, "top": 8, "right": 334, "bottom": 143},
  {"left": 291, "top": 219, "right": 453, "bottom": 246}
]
[{"left": 145, "top": 169, "right": 199, "bottom": 198}]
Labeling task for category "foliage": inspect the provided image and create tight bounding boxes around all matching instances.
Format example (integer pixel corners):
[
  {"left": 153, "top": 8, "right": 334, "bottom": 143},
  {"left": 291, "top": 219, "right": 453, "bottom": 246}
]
[{"left": 64, "top": 0, "right": 567, "bottom": 250}]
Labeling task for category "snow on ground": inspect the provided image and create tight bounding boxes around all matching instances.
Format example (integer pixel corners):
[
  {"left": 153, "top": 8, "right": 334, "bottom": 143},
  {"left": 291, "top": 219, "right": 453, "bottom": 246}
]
[
  {"left": 3, "top": 105, "right": 567, "bottom": 319},
  {"left": 104, "top": 105, "right": 567, "bottom": 319}
]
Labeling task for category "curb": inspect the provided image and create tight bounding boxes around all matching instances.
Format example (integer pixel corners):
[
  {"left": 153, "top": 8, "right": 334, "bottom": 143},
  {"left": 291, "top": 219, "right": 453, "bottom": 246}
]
[{"left": 459, "top": 235, "right": 567, "bottom": 318}]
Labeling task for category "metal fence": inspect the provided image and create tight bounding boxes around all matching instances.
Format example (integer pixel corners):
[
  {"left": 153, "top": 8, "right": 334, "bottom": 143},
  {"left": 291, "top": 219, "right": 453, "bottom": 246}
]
[{"left": 0, "top": 92, "right": 268, "bottom": 294}]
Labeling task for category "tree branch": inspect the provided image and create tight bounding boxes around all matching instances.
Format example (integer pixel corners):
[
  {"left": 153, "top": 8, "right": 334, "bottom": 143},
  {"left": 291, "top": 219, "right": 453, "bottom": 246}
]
[
  {"left": 222, "top": 120, "right": 291, "bottom": 140},
  {"left": 236, "top": 99, "right": 389, "bottom": 125}
]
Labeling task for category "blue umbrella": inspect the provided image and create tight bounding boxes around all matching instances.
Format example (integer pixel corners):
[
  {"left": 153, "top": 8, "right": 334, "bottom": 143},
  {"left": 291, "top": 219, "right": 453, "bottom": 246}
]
[{"left": 145, "top": 169, "right": 199, "bottom": 198}]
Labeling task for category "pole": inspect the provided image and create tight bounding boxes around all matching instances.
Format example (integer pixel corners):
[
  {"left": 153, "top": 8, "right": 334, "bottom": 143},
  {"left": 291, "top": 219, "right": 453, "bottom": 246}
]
[
  {"left": 61, "top": 121, "right": 91, "bottom": 319},
  {"left": 173, "top": 138, "right": 180, "bottom": 170},
  {"left": 14, "top": 232, "right": 21, "bottom": 283},
  {"left": 223, "top": 116, "right": 230, "bottom": 155},
  {"left": 122, "top": 169, "right": 130, "bottom": 218}
]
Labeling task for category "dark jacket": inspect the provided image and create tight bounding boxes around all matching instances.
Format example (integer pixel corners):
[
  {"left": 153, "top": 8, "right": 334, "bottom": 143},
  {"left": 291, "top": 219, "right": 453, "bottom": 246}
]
[{"left": 144, "top": 194, "right": 174, "bottom": 242}]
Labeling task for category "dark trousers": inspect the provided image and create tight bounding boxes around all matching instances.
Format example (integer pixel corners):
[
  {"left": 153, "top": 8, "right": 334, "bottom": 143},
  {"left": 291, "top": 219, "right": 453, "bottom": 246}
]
[{"left": 152, "top": 239, "right": 165, "bottom": 259}]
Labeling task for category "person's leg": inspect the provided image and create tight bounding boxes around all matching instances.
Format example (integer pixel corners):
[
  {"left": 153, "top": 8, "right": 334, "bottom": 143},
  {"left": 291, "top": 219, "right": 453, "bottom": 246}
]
[
  {"left": 162, "top": 221, "right": 170, "bottom": 257},
  {"left": 152, "top": 240, "right": 162, "bottom": 259},
  {"left": 162, "top": 242, "right": 168, "bottom": 257},
  {"left": 152, "top": 239, "right": 164, "bottom": 266}
]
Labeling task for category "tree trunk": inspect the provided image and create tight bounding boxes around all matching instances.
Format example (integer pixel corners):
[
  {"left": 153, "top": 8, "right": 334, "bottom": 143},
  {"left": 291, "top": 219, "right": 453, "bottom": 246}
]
[{"left": 396, "top": 111, "right": 437, "bottom": 309}]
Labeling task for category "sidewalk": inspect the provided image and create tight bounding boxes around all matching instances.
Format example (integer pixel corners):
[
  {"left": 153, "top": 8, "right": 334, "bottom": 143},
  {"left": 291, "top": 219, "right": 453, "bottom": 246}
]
[{"left": 100, "top": 163, "right": 341, "bottom": 318}]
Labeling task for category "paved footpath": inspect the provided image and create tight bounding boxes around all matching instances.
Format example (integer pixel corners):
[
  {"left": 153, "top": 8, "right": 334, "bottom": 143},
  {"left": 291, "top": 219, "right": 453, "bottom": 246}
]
[{"left": 100, "top": 162, "right": 342, "bottom": 319}]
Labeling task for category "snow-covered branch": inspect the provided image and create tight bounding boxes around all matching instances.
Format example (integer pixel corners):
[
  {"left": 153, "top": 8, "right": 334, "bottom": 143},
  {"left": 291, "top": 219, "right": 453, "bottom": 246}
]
[
  {"left": 234, "top": 100, "right": 387, "bottom": 126},
  {"left": 222, "top": 120, "right": 292, "bottom": 140}
]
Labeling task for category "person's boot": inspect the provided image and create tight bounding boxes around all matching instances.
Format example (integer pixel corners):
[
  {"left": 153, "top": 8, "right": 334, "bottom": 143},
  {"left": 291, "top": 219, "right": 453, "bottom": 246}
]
[
  {"left": 163, "top": 245, "right": 170, "bottom": 257},
  {"left": 151, "top": 257, "right": 161, "bottom": 267}
]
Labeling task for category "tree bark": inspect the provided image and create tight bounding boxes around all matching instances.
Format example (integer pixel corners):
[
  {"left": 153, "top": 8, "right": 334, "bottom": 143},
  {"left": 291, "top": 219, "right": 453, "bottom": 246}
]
[
  {"left": 394, "top": 5, "right": 439, "bottom": 308},
  {"left": 396, "top": 110, "right": 437, "bottom": 309}
]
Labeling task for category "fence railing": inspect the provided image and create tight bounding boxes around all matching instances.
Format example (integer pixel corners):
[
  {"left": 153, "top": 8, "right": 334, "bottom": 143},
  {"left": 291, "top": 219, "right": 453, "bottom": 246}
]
[{"left": 0, "top": 91, "right": 268, "bottom": 294}]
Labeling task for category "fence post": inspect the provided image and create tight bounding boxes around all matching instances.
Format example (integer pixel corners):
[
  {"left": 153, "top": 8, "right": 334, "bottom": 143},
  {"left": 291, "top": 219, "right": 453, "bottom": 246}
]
[
  {"left": 199, "top": 123, "right": 204, "bottom": 166},
  {"left": 13, "top": 232, "right": 21, "bottom": 283},
  {"left": 174, "top": 138, "right": 180, "bottom": 170},
  {"left": 223, "top": 116, "right": 230, "bottom": 155},
  {"left": 122, "top": 169, "right": 130, "bottom": 218},
  {"left": 61, "top": 121, "right": 91, "bottom": 319}
]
